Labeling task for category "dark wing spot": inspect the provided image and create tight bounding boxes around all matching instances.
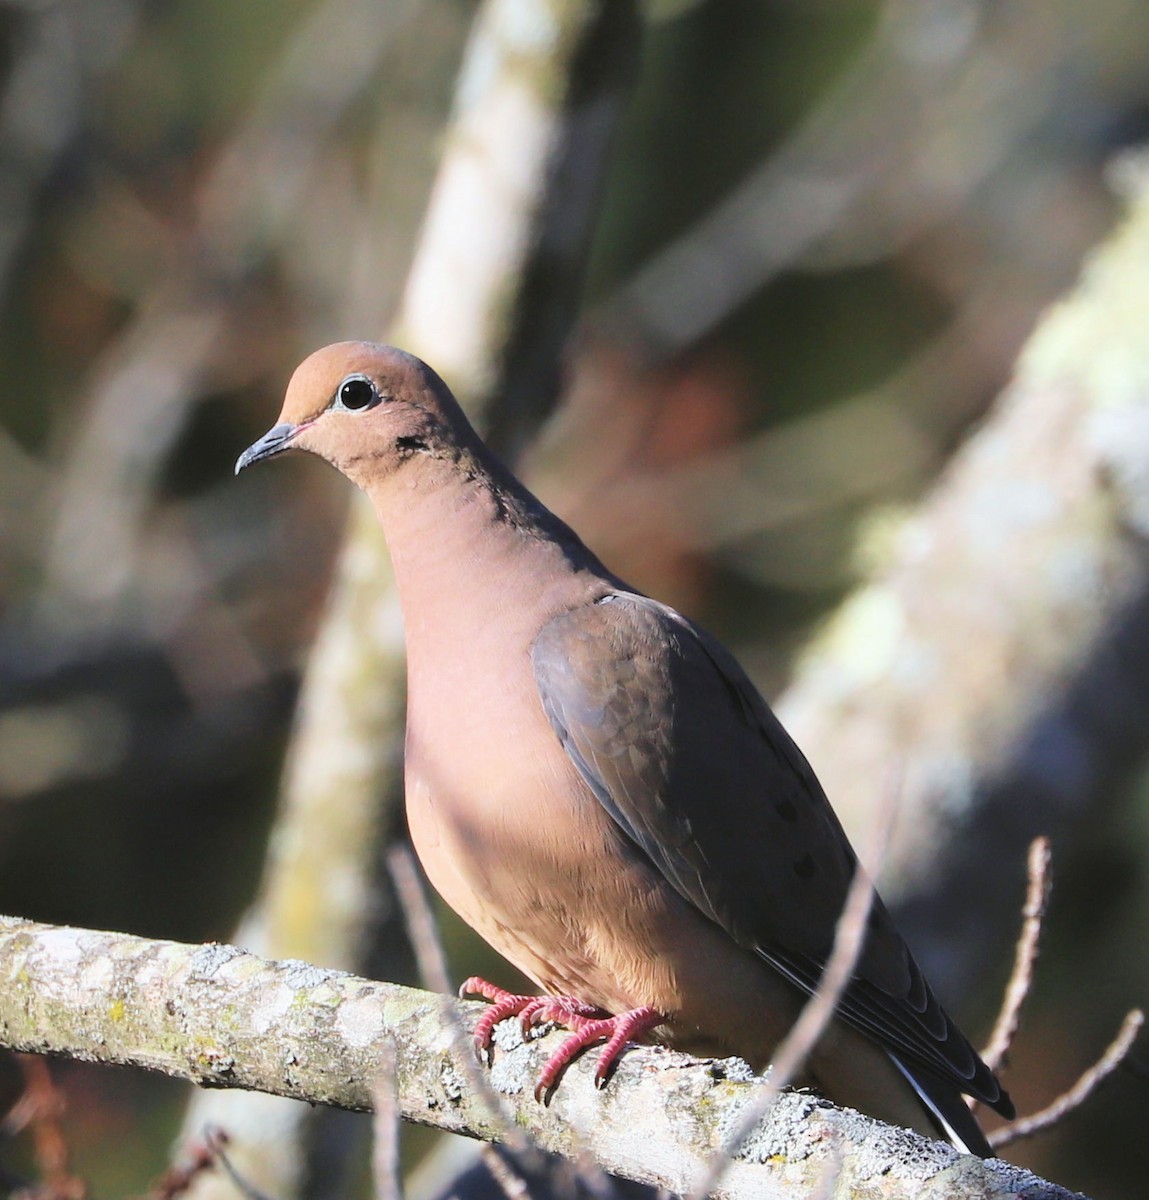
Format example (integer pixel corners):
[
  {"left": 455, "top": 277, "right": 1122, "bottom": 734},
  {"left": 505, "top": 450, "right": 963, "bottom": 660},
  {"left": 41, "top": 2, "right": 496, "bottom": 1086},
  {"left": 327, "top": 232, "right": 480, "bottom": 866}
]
[{"left": 793, "top": 853, "right": 817, "bottom": 880}]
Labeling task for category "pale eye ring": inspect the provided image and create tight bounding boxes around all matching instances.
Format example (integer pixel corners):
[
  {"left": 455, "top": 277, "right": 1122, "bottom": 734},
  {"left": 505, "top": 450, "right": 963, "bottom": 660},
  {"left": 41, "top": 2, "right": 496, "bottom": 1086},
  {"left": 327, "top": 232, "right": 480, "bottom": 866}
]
[{"left": 335, "top": 375, "right": 379, "bottom": 412}]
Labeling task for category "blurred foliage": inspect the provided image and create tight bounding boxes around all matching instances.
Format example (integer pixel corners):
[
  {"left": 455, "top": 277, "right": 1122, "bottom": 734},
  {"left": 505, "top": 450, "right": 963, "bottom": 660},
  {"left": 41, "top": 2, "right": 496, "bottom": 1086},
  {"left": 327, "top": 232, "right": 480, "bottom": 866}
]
[{"left": 0, "top": 1, "right": 1147, "bottom": 1198}]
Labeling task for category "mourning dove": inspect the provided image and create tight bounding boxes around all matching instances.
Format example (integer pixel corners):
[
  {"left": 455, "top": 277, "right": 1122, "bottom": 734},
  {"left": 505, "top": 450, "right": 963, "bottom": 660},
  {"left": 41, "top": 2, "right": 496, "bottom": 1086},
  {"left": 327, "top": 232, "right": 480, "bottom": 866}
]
[{"left": 236, "top": 342, "right": 1013, "bottom": 1155}]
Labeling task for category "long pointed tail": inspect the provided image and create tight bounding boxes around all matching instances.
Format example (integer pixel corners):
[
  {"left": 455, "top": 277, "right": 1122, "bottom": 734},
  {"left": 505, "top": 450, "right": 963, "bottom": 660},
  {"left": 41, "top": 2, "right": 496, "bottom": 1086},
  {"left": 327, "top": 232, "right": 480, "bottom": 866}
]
[{"left": 888, "top": 1053, "right": 997, "bottom": 1157}]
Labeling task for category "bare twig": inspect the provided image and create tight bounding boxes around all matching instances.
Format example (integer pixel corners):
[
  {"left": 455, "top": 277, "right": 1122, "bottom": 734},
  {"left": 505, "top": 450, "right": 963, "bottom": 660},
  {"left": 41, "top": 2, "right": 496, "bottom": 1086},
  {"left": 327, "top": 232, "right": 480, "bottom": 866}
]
[
  {"left": 690, "top": 764, "right": 901, "bottom": 1200},
  {"left": 200, "top": 1127, "right": 274, "bottom": 1200},
  {"left": 480, "top": 1145, "right": 534, "bottom": 1200},
  {"left": 150, "top": 1132, "right": 227, "bottom": 1200},
  {"left": 386, "top": 843, "right": 453, "bottom": 997},
  {"left": 976, "top": 836, "right": 1052, "bottom": 1087},
  {"left": 10, "top": 1055, "right": 84, "bottom": 1200},
  {"left": 372, "top": 1041, "right": 403, "bottom": 1200},
  {"left": 387, "top": 841, "right": 619, "bottom": 1200},
  {"left": 989, "top": 1009, "right": 1145, "bottom": 1149},
  {"left": 386, "top": 840, "right": 543, "bottom": 1167}
]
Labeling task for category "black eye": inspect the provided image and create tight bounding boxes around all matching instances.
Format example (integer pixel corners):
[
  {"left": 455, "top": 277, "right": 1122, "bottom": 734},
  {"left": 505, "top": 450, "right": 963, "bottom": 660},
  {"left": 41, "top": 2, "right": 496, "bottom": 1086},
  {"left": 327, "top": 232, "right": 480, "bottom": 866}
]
[{"left": 335, "top": 375, "right": 379, "bottom": 412}]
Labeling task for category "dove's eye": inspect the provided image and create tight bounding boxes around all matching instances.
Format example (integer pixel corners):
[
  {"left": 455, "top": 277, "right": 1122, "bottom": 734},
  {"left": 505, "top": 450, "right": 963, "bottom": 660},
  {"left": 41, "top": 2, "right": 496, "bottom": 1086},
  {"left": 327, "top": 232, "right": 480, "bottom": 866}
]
[{"left": 334, "top": 375, "right": 380, "bottom": 412}]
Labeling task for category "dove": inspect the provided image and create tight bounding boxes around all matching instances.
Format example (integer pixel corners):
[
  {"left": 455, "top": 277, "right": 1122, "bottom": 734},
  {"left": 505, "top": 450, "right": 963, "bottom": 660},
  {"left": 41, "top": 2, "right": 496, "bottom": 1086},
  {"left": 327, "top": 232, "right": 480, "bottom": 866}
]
[{"left": 236, "top": 342, "right": 1012, "bottom": 1155}]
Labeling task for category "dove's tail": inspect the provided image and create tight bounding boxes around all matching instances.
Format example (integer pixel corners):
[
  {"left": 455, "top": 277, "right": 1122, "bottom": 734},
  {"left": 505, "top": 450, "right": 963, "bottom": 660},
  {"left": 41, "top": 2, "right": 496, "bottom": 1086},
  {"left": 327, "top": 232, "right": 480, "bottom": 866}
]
[{"left": 888, "top": 1054, "right": 1002, "bottom": 1158}]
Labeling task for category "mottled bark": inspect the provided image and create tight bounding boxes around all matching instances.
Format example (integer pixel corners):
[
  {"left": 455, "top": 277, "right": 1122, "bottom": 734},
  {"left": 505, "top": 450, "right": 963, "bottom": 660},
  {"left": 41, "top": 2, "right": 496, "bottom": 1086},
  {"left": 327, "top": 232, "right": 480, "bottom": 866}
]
[{"left": 0, "top": 918, "right": 1083, "bottom": 1200}]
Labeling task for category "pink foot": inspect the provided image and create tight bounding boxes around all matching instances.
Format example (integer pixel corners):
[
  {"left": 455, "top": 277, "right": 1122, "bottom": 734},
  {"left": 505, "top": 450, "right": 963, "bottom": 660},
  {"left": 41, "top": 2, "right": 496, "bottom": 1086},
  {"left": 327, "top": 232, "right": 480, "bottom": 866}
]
[
  {"left": 459, "top": 976, "right": 663, "bottom": 1099},
  {"left": 458, "top": 976, "right": 534, "bottom": 1063}
]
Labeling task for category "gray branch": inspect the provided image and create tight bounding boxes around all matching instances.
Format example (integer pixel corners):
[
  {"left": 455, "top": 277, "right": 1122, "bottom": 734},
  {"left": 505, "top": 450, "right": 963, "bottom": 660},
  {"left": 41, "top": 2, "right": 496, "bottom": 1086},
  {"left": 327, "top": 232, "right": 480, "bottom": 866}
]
[
  {"left": 774, "top": 154, "right": 1149, "bottom": 992},
  {"left": 0, "top": 917, "right": 1084, "bottom": 1200}
]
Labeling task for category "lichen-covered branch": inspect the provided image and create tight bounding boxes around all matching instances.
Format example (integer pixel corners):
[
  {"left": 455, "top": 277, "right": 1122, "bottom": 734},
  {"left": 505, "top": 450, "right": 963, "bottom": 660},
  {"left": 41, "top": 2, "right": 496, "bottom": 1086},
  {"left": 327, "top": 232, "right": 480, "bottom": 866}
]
[
  {"left": 776, "top": 158, "right": 1149, "bottom": 989},
  {"left": 0, "top": 917, "right": 1086, "bottom": 1200}
]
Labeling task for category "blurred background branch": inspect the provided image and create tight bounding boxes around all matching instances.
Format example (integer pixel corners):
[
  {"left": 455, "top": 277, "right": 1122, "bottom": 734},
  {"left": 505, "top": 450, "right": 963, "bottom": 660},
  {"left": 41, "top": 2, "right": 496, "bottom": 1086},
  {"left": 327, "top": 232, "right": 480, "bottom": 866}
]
[
  {"left": 598, "top": 0, "right": 1070, "bottom": 359},
  {"left": 39, "top": 0, "right": 429, "bottom": 632},
  {"left": 778, "top": 152, "right": 1149, "bottom": 976}
]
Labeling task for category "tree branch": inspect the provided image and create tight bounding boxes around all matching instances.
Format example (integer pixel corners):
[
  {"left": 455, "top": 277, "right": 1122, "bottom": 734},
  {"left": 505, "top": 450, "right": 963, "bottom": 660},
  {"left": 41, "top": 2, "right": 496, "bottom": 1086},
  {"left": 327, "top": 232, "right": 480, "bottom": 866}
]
[
  {"left": 990, "top": 1009, "right": 1145, "bottom": 1151},
  {"left": 775, "top": 155, "right": 1149, "bottom": 991},
  {"left": 0, "top": 917, "right": 1087, "bottom": 1200},
  {"left": 977, "top": 836, "right": 1052, "bottom": 1081}
]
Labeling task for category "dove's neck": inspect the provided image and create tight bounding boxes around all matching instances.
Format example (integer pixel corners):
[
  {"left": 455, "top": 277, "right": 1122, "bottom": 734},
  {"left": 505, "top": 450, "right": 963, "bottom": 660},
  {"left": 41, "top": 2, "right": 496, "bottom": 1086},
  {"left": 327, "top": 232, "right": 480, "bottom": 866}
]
[{"left": 365, "top": 445, "right": 615, "bottom": 656}]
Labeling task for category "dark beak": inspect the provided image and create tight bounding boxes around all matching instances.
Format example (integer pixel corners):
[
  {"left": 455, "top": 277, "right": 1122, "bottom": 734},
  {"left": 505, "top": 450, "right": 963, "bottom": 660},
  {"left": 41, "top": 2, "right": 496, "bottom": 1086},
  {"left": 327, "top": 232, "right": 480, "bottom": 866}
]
[{"left": 235, "top": 422, "right": 300, "bottom": 475}]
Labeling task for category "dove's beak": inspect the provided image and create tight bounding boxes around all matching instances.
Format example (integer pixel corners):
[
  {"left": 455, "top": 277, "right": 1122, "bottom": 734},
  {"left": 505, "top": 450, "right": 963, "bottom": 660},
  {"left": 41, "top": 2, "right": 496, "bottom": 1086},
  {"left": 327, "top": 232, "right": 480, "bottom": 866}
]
[{"left": 235, "top": 422, "right": 305, "bottom": 475}]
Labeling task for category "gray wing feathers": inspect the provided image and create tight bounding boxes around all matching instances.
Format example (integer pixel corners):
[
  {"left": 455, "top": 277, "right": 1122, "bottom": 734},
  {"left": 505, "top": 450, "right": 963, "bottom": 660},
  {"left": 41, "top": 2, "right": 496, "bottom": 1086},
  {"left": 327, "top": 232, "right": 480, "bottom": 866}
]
[{"left": 531, "top": 591, "right": 1011, "bottom": 1117}]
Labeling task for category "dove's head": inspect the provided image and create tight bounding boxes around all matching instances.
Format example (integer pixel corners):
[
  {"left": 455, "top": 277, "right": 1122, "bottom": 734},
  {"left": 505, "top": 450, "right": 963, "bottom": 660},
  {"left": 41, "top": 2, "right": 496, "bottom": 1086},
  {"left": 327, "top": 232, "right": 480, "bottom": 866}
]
[{"left": 235, "top": 342, "right": 477, "bottom": 488}]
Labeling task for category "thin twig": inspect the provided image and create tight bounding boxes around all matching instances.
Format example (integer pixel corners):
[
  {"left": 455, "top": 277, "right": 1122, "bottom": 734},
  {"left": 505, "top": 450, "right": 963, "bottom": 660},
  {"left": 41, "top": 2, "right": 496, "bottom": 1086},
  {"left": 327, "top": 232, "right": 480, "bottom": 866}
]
[
  {"left": 386, "top": 843, "right": 453, "bottom": 996},
  {"left": 12, "top": 1055, "right": 84, "bottom": 1200},
  {"left": 372, "top": 1041, "right": 404, "bottom": 1200},
  {"left": 385, "top": 841, "right": 536, "bottom": 1161},
  {"left": 480, "top": 1145, "right": 534, "bottom": 1200},
  {"left": 201, "top": 1126, "right": 275, "bottom": 1200},
  {"left": 150, "top": 1133, "right": 224, "bottom": 1200},
  {"left": 386, "top": 843, "right": 618, "bottom": 1200},
  {"left": 989, "top": 1008, "right": 1145, "bottom": 1149},
  {"left": 689, "top": 764, "right": 902, "bottom": 1200},
  {"left": 807, "top": 1146, "right": 846, "bottom": 1200},
  {"left": 976, "top": 836, "right": 1052, "bottom": 1086}
]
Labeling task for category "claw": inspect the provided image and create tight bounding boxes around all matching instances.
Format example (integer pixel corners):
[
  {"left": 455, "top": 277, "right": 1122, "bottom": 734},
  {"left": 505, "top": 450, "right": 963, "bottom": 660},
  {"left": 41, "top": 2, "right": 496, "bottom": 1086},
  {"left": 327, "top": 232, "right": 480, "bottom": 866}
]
[
  {"left": 460, "top": 976, "right": 511, "bottom": 1003},
  {"left": 462, "top": 977, "right": 663, "bottom": 1096},
  {"left": 519, "top": 995, "right": 600, "bottom": 1039},
  {"left": 530, "top": 1005, "right": 663, "bottom": 1098},
  {"left": 466, "top": 982, "right": 533, "bottom": 1060}
]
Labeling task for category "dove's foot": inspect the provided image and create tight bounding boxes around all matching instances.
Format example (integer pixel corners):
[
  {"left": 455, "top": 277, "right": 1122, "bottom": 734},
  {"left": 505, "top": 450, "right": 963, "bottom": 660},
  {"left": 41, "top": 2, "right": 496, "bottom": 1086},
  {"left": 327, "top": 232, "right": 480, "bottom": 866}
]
[
  {"left": 459, "top": 977, "right": 538, "bottom": 1061},
  {"left": 525, "top": 998, "right": 664, "bottom": 1099},
  {"left": 459, "top": 976, "right": 663, "bottom": 1100}
]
